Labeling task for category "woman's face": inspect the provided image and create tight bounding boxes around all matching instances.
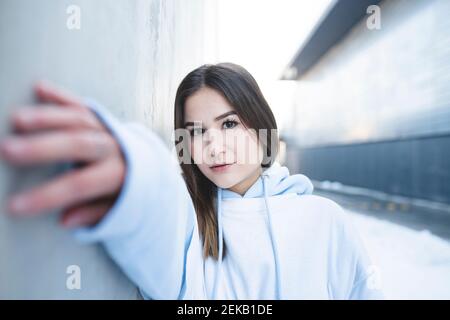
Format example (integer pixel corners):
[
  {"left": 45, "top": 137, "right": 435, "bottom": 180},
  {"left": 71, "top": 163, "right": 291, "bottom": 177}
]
[{"left": 184, "top": 87, "right": 263, "bottom": 191}]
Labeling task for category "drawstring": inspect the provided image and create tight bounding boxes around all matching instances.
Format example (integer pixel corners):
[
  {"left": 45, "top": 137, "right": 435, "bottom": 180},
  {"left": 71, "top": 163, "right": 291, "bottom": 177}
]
[
  {"left": 211, "top": 187, "right": 223, "bottom": 299},
  {"left": 262, "top": 173, "right": 282, "bottom": 299},
  {"left": 212, "top": 175, "right": 281, "bottom": 299}
]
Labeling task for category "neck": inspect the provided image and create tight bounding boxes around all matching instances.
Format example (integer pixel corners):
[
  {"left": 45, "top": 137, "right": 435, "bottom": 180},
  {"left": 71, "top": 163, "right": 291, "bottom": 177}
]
[{"left": 228, "top": 166, "right": 263, "bottom": 196}]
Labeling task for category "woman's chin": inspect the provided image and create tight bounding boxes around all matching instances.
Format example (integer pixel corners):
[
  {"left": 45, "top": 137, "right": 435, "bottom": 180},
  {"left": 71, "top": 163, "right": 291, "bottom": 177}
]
[{"left": 211, "top": 176, "right": 239, "bottom": 190}]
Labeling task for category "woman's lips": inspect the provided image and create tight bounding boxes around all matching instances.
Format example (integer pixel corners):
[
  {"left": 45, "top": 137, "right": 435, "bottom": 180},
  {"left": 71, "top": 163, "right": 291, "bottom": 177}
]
[{"left": 210, "top": 163, "right": 235, "bottom": 173}]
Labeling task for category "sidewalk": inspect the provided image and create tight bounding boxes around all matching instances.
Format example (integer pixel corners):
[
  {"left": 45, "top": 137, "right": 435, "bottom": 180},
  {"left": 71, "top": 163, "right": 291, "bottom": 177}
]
[{"left": 347, "top": 209, "right": 450, "bottom": 299}]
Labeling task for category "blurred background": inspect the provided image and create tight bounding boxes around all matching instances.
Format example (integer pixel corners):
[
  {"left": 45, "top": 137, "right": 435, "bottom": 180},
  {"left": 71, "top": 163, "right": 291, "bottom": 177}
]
[
  {"left": 0, "top": 0, "right": 449, "bottom": 299},
  {"left": 213, "top": 0, "right": 450, "bottom": 299}
]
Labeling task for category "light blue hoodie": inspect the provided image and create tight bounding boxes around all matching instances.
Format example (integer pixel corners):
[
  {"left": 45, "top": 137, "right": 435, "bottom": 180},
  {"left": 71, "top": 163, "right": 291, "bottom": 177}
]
[{"left": 74, "top": 100, "right": 384, "bottom": 300}]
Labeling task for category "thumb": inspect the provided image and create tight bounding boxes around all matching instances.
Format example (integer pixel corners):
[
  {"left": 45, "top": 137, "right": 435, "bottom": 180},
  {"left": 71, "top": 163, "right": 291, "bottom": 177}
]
[{"left": 60, "top": 200, "right": 111, "bottom": 228}]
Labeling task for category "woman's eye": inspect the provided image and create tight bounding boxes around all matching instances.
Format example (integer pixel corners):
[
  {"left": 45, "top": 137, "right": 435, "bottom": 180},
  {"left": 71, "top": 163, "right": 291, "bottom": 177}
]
[{"left": 223, "top": 120, "right": 238, "bottom": 129}]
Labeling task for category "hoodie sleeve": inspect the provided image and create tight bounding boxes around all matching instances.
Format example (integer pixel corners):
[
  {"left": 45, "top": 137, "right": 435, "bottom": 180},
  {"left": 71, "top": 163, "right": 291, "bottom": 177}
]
[
  {"left": 345, "top": 220, "right": 384, "bottom": 300},
  {"left": 72, "top": 99, "right": 197, "bottom": 300},
  {"left": 327, "top": 201, "right": 384, "bottom": 300}
]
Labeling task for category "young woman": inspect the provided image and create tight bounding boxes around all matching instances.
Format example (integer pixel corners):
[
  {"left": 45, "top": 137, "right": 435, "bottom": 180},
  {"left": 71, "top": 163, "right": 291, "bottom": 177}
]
[{"left": 0, "top": 63, "right": 383, "bottom": 299}]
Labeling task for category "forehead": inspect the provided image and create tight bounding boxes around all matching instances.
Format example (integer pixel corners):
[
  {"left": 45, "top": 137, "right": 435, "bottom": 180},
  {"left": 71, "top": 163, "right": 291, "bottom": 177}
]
[{"left": 184, "top": 87, "right": 234, "bottom": 122}]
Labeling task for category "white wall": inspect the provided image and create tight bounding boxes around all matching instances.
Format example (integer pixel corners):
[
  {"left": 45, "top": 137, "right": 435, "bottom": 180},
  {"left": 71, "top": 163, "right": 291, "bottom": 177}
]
[{"left": 288, "top": 0, "right": 450, "bottom": 148}]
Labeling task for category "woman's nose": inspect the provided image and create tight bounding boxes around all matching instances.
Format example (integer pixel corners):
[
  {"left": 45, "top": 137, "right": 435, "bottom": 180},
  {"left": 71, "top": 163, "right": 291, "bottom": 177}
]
[
  {"left": 204, "top": 127, "right": 223, "bottom": 144},
  {"left": 204, "top": 129, "right": 225, "bottom": 161}
]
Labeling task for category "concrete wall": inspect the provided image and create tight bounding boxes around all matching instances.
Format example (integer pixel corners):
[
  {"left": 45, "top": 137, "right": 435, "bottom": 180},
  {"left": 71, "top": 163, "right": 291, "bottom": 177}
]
[{"left": 0, "top": 0, "right": 216, "bottom": 299}]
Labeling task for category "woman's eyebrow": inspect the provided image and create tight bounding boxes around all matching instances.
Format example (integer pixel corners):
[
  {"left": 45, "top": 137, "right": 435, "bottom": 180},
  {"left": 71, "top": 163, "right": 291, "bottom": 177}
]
[
  {"left": 184, "top": 111, "right": 237, "bottom": 127},
  {"left": 214, "top": 111, "right": 237, "bottom": 121}
]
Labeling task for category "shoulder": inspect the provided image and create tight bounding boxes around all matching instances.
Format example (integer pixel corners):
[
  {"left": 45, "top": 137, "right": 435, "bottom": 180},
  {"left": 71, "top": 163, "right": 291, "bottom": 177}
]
[
  {"left": 292, "top": 195, "right": 369, "bottom": 261},
  {"left": 291, "top": 194, "right": 348, "bottom": 223},
  {"left": 285, "top": 194, "right": 365, "bottom": 246}
]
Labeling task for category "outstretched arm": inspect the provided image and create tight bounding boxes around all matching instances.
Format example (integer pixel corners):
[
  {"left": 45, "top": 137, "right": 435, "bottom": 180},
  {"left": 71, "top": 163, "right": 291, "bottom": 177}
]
[
  {"left": 0, "top": 82, "right": 200, "bottom": 299},
  {"left": 74, "top": 100, "right": 199, "bottom": 299}
]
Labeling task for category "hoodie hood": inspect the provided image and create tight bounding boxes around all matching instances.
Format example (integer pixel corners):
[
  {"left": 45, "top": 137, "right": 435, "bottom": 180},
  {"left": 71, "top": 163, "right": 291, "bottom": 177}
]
[
  {"left": 221, "top": 161, "right": 314, "bottom": 199},
  {"left": 211, "top": 162, "right": 314, "bottom": 299}
]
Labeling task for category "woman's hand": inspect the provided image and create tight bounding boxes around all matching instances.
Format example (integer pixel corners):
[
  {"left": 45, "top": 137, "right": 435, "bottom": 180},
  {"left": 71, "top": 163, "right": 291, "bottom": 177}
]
[{"left": 0, "top": 81, "right": 126, "bottom": 228}]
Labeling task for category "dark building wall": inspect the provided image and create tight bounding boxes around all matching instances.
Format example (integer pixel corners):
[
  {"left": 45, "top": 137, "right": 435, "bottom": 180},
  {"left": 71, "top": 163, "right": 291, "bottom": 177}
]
[{"left": 297, "top": 134, "right": 450, "bottom": 204}]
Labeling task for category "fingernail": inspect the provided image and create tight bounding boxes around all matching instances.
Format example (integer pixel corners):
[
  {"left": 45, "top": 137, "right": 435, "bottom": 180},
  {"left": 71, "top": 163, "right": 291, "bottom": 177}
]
[
  {"left": 36, "top": 80, "right": 51, "bottom": 91},
  {"left": 8, "top": 196, "right": 31, "bottom": 215},
  {"left": 1, "top": 139, "right": 27, "bottom": 156}
]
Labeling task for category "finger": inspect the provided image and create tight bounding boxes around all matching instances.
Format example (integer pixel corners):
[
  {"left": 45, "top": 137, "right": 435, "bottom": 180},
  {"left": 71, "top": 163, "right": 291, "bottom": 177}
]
[
  {"left": 61, "top": 200, "right": 113, "bottom": 228},
  {"left": 34, "top": 80, "right": 84, "bottom": 109},
  {"left": 12, "top": 106, "right": 103, "bottom": 132},
  {"left": 6, "top": 157, "right": 125, "bottom": 216},
  {"left": 0, "top": 131, "right": 120, "bottom": 165}
]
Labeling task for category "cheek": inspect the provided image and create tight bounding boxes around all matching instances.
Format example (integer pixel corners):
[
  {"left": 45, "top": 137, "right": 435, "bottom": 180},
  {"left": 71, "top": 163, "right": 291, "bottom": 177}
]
[
  {"left": 232, "top": 130, "right": 263, "bottom": 165},
  {"left": 190, "top": 141, "right": 212, "bottom": 179}
]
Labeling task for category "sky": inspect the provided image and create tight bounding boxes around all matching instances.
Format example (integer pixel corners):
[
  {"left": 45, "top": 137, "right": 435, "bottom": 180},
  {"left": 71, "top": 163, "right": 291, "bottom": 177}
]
[{"left": 212, "top": 0, "right": 334, "bottom": 131}]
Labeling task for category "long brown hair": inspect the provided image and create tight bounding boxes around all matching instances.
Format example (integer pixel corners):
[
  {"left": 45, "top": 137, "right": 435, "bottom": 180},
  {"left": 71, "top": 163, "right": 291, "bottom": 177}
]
[{"left": 174, "top": 63, "right": 279, "bottom": 260}]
